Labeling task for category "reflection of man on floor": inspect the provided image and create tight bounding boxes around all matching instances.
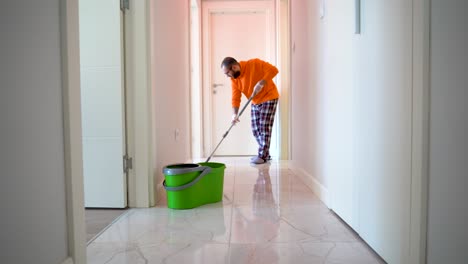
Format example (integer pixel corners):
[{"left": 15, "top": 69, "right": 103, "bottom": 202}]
[
  {"left": 251, "top": 163, "right": 280, "bottom": 242},
  {"left": 249, "top": 163, "right": 281, "bottom": 262},
  {"left": 232, "top": 163, "right": 280, "bottom": 262},
  {"left": 252, "top": 163, "right": 279, "bottom": 221}
]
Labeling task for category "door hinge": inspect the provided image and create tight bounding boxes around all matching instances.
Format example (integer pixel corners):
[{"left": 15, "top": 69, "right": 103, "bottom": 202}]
[
  {"left": 120, "top": 0, "right": 130, "bottom": 12},
  {"left": 123, "top": 155, "right": 133, "bottom": 173}
]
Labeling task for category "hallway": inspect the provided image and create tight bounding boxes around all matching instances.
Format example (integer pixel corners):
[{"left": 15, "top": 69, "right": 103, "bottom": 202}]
[{"left": 87, "top": 157, "right": 384, "bottom": 263}]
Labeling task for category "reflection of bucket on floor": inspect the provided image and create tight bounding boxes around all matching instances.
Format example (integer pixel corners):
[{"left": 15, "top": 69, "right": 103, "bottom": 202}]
[{"left": 163, "top": 162, "right": 226, "bottom": 209}]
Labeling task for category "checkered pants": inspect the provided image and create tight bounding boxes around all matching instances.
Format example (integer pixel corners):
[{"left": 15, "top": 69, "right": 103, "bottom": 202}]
[{"left": 251, "top": 99, "right": 278, "bottom": 160}]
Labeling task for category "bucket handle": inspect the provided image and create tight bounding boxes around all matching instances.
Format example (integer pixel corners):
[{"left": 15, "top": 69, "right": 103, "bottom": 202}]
[{"left": 163, "top": 166, "right": 212, "bottom": 191}]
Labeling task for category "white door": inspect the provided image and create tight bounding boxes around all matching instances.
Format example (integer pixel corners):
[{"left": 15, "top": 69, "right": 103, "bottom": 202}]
[
  {"left": 354, "top": 1, "right": 412, "bottom": 262},
  {"left": 79, "top": 0, "right": 127, "bottom": 208},
  {"left": 202, "top": 1, "right": 277, "bottom": 157}
]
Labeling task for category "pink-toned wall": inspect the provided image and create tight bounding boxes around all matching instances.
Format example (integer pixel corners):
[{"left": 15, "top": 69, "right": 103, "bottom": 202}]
[
  {"left": 150, "top": 1, "right": 192, "bottom": 191},
  {"left": 290, "top": 0, "right": 328, "bottom": 186}
]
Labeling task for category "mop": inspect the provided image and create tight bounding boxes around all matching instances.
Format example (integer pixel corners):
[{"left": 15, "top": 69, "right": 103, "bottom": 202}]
[{"left": 205, "top": 95, "right": 254, "bottom": 162}]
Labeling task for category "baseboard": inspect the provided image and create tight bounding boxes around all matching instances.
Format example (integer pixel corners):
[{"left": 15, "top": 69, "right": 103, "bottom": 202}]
[
  {"left": 288, "top": 161, "right": 331, "bottom": 208},
  {"left": 61, "top": 257, "right": 74, "bottom": 264}
]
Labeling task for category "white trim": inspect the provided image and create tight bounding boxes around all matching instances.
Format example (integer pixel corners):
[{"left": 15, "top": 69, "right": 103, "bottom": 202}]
[
  {"left": 125, "top": 0, "right": 153, "bottom": 207},
  {"left": 60, "top": 0, "right": 86, "bottom": 263},
  {"left": 288, "top": 161, "right": 331, "bottom": 208},
  {"left": 61, "top": 257, "right": 74, "bottom": 264},
  {"left": 276, "top": 0, "right": 291, "bottom": 160},
  {"left": 190, "top": 1, "right": 204, "bottom": 159},
  {"left": 410, "top": 0, "right": 430, "bottom": 263}
]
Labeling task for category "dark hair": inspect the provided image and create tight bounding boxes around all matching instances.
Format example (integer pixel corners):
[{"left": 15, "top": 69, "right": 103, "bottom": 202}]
[{"left": 221, "top": 57, "right": 238, "bottom": 68}]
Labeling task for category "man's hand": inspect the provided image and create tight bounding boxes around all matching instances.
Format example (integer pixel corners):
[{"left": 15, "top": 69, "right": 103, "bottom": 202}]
[
  {"left": 231, "top": 114, "right": 240, "bottom": 125},
  {"left": 252, "top": 80, "right": 266, "bottom": 97}
]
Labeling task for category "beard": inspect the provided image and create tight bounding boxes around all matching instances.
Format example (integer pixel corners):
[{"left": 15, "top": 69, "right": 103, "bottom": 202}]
[{"left": 232, "top": 70, "right": 241, "bottom": 79}]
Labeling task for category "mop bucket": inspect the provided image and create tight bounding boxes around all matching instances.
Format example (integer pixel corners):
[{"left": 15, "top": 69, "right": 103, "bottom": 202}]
[{"left": 163, "top": 162, "right": 226, "bottom": 209}]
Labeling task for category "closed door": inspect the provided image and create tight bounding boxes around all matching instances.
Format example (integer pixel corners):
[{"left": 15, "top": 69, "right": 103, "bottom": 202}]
[
  {"left": 79, "top": 0, "right": 127, "bottom": 208},
  {"left": 202, "top": 1, "right": 277, "bottom": 157},
  {"left": 354, "top": 0, "right": 413, "bottom": 262}
]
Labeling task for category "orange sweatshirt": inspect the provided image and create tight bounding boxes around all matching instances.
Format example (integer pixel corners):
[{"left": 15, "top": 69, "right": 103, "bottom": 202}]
[{"left": 231, "top": 58, "right": 279, "bottom": 108}]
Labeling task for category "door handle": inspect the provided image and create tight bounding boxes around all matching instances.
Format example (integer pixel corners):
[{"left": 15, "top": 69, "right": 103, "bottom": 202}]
[
  {"left": 212, "top": 83, "right": 224, "bottom": 88},
  {"left": 355, "top": 0, "right": 361, "bottom": 34}
]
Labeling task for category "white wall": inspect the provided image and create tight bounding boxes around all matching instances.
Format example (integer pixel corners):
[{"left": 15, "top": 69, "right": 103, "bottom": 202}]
[
  {"left": 0, "top": 1, "right": 69, "bottom": 263},
  {"left": 150, "top": 1, "right": 192, "bottom": 201},
  {"left": 427, "top": 0, "right": 468, "bottom": 263}
]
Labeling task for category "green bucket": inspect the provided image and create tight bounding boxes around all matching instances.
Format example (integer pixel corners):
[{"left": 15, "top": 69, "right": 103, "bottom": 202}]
[{"left": 163, "top": 162, "right": 226, "bottom": 209}]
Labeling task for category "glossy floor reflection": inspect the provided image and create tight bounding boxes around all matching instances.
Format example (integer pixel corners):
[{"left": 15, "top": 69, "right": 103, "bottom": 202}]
[{"left": 87, "top": 157, "right": 385, "bottom": 264}]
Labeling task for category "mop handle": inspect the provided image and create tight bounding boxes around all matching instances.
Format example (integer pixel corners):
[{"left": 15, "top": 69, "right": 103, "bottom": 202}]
[
  {"left": 205, "top": 95, "right": 254, "bottom": 163},
  {"left": 236, "top": 95, "right": 254, "bottom": 119}
]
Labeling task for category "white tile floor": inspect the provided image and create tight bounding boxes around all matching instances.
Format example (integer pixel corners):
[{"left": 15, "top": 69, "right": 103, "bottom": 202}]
[{"left": 87, "top": 157, "right": 385, "bottom": 264}]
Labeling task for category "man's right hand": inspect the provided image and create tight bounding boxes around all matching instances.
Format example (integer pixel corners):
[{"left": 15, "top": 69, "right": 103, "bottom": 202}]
[{"left": 231, "top": 114, "right": 240, "bottom": 125}]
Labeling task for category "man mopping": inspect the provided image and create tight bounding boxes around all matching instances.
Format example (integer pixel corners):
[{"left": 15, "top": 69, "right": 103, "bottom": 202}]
[{"left": 221, "top": 57, "right": 280, "bottom": 164}]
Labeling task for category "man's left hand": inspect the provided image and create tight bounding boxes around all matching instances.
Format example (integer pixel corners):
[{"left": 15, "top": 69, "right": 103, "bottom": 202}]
[{"left": 253, "top": 80, "right": 265, "bottom": 97}]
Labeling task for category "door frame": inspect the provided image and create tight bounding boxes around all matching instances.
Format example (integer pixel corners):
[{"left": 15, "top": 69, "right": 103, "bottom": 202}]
[
  {"left": 61, "top": 1, "right": 153, "bottom": 263},
  {"left": 410, "top": 0, "right": 431, "bottom": 263},
  {"left": 277, "top": 0, "right": 291, "bottom": 160},
  {"left": 191, "top": 0, "right": 290, "bottom": 160},
  {"left": 61, "top": 1, "right": 87, "bottom": 263},
  {"left": 201, "top": 0, "right": 279, "bottom": 159}
]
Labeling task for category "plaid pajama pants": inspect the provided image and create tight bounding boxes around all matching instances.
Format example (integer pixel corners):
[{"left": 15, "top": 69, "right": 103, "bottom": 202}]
[{"left": 251, "top": 99, "right": 278, "bottom": 160}]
